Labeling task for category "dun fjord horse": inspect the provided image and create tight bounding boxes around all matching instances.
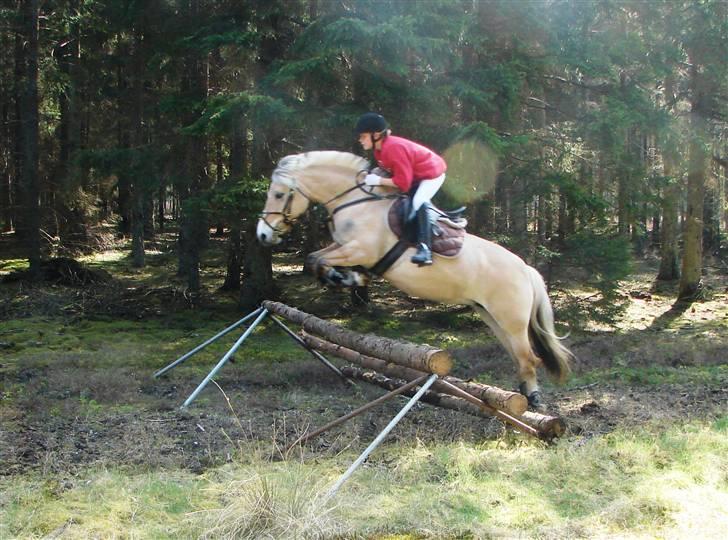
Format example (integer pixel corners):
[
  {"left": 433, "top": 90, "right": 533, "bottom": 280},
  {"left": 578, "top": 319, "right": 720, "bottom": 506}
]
[{"left": 256, "top": 151, "right": 572, "bottom": 407}]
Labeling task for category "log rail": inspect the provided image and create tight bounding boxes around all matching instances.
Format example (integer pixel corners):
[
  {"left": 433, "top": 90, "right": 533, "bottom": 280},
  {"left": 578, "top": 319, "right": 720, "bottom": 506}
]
[{"left": 262, "top": 300, "right": 566, "bottom": 440}]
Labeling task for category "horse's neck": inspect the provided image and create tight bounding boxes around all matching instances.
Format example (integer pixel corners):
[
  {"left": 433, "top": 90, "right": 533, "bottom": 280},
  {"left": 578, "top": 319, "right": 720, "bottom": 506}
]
[{"left": 300, "top": 165, "right": 358, "bottom": 206}]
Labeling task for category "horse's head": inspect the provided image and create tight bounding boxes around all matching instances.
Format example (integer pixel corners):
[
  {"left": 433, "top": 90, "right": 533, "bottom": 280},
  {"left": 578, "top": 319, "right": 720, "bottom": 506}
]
[
  {"left": 257, "top": 151, "right": 370, "bottom": 246},
  {"left": 256, "top": 155, "right": 312, "bottom": 246}
]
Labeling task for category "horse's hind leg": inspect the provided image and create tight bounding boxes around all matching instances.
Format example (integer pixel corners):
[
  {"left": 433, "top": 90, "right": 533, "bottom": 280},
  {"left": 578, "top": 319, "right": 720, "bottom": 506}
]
[
  {"left": 508, "top": 330, "right": 544, "bottom": 409},
  {"left": 473, "top": 305, "right": 543, "bottom": 409}
]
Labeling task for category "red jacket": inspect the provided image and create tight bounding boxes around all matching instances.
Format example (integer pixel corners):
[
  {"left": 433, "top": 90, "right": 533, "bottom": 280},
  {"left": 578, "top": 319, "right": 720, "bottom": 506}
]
[{"left": 374, "top": 135, "right": 446, "bottom": 193}]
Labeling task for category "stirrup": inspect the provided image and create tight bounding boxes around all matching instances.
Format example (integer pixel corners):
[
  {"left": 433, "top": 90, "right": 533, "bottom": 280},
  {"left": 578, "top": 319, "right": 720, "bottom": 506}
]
[{"left": 411, "top": 244, "right": 433, "bottom": 266}]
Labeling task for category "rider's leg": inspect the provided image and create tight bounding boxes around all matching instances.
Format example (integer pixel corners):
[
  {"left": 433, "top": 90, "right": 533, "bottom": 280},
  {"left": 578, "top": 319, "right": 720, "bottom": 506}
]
[
  {"left": 410, "top": 175, "right": 445, "bottom": 266},
  {"left": 411, "top": 205, "right": 433, "bottom": 266}
]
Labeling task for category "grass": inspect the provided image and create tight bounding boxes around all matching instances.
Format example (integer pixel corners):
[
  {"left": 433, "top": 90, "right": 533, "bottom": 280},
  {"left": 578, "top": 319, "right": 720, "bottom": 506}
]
[
  {"left": 0, "top": 470, "right": 208, "bottom": 539},
  {"left": 0, "top": 258, "right": 29, "bottom": 275},
  {"left": 569, "top": 364, "right": 728, "bottom": 387},
  {"left": 1, "top": 420, "right": 726, "bottom": 539}
]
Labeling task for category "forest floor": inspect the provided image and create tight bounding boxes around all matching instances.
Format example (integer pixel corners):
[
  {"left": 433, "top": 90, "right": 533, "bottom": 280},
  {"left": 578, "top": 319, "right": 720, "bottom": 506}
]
[{"left": 1, "top": 231, "right": 727, "bottom": 539}]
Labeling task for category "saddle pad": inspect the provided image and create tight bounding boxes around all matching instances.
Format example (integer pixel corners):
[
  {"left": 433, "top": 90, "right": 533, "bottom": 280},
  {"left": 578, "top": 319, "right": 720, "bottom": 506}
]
[{"left": 388, "top": 198, "right": 466, "bottom": 258}]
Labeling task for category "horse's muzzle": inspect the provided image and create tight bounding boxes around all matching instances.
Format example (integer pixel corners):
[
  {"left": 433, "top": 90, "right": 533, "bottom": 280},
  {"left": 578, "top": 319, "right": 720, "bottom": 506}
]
[{"left": 256, "top": 220, "right": 281, "bottom": 246}]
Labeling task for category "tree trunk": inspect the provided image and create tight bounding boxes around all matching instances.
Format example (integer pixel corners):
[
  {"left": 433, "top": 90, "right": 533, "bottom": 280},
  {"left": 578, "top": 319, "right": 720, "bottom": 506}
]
[
  {"left": 657, "top": 159, "right": 680, "bottom": 280},
  {"left": 679, "top": 130, "right": 707, "bottom": 299},
  {"left": 116, "top": 56, "right": 132, "bottom": 235},
  {"left": 679, "top": 60, "right": 709, "bottom": 300},
  {"left": 54, "top": 10, "right": 87, "bottom": 251},
  {"left": 509, "top": 174, "right": 527, "bottom": 247},
  {"left": 239, "top": 219, "right": 277, "bottom": 310},
  {"left": 220, "top": 225, "right": 241, "bottom": 290},
  {"left": 658, "top": 74, "right": 682, "bottom": 282},
  {"left": 18, "top": 0, "right": 41, "bottom": 279},
  {"left": 220, "top": 115, "right": 246, "bottom": 290},
  {"left": 157, "top": 181, "right": 166, "bottom": 232},
  {"left": 11, "top": 15, "right": 24, "bottom": 236},
  {"left": 0, "top": 98, "right": 12, "bottom": 232},
  {"left": 130, "top": 29, "right": 145, "bottom": 268},
  {"left": 702, "top": 183, "right": 720, "bottom": 254},
  {"left": 177, "top": 0, "right": 209, "bottom": 291}
]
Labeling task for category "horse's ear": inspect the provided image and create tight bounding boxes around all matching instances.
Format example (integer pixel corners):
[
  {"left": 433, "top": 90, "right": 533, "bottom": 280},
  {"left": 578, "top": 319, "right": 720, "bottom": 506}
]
[{"left": 277, "top": 154, "right": 300, "bottom": 170}]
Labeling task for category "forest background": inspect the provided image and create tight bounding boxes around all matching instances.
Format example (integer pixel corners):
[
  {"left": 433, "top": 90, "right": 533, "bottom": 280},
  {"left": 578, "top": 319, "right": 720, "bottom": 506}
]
[
  {"left": 2, "top": 0, "right": 727, "bottom": 320},
  {"left": 2, "top": 1, "right": 728, "bottom": 538}
]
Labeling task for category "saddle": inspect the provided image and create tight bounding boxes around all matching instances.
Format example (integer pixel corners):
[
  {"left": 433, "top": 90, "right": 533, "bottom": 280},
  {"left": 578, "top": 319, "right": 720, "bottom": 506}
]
[{"left": 388, "top": 197, "right": 467, "bottom": 258}]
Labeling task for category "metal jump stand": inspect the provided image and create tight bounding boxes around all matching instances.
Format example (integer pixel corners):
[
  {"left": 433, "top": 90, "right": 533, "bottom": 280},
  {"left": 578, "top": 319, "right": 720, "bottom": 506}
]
[{"left": 153, "top": 304, "right": 439, "bottom": 498}]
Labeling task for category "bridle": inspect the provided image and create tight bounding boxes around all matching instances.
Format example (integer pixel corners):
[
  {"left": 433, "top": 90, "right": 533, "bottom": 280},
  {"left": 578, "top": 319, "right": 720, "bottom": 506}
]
[
  {"left": 259, "top": 168, "right": 397, "bottom": 235},
  {"left": 258, "top": 183, "right": 308, "bottom": 235}
]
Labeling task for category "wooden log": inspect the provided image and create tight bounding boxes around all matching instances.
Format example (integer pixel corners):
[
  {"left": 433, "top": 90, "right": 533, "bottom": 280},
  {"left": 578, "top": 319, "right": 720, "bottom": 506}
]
[
  {"left": 301, "top": 332, "right": 527, "bottom": 416},
  {"left": 340, "top": 366, "right": 481, "bottom": 417},
  {"left": 520, "top": 410, "right": 566, "bottom": 437},
  {"left": 340, "top": 366, "right": 566, "bottom": 439},
  {"left": 263, "top": 301, "right": 452, "bottom": 375}
]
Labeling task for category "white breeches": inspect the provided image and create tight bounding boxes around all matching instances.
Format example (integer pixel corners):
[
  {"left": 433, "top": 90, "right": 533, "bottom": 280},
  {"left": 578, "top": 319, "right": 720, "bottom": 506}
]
[{"left": 411, "top": 174, "right": 445, "bottom": 214}]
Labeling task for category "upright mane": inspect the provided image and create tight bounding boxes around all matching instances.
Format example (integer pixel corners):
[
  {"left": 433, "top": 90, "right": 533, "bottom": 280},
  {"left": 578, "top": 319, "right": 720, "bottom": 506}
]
[{"left": 273, "top": 151, "right": 368, "bottom": 186}]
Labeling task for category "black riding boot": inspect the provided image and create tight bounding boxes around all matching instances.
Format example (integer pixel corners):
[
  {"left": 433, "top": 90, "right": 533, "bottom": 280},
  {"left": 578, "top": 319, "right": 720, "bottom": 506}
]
[{"left": 410, "top": 205, "right": 433, "bottom": 266}]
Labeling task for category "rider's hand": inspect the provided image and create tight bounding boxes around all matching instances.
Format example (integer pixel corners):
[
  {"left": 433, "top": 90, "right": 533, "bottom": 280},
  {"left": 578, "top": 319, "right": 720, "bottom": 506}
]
[{"left": 364, "top": 174, "right": 381, "bottom": 186}]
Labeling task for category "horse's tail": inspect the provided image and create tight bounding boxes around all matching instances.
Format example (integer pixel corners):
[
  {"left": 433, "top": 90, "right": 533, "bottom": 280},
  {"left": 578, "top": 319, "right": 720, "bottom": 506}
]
[{"left": 527, "top": 267, "right": 573, "bottom": 384}]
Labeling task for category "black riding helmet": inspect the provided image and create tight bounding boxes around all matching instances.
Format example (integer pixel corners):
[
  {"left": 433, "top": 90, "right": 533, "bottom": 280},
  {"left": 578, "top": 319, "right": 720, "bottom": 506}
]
[{"left": 354, "top": 112, "right": 388, "bottom": 134}]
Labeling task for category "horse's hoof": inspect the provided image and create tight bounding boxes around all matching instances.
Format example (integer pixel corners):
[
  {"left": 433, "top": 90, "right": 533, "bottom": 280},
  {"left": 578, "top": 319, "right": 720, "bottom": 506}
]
[
  {"left": 325, "top": 268, "right": 345, "bottom": 286},
  {"left": 519, "top": 383, "right": 545, "bottom": 410},
  {"left": 527, "top": 391, "right": 545, "bottom": 410}
]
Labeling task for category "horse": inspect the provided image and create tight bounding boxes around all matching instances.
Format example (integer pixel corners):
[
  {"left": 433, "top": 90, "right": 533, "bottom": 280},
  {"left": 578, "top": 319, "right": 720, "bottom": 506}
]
[{"left": 256, "top": 151, "right": 573, "bottom": 408}]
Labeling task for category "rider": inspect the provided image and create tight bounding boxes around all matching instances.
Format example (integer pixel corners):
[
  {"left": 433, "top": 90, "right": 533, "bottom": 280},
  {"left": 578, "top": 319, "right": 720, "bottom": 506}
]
[{"left": 354, "top": 112, "right": 447, "bottom": 266}]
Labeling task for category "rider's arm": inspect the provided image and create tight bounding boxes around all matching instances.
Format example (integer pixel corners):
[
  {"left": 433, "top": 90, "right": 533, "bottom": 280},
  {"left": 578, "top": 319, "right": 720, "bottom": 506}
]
[{"left": 377, "top": 177, "right": 397, "bottom": 188}]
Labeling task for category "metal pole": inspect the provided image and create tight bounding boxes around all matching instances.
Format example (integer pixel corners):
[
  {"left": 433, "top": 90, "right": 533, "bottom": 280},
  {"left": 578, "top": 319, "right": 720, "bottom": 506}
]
[
  {"left": 285, "top": 374, "right": 429, "bottom": 455},
  {"left": 269, "top": 315, "right": 352, "bottom": 384},
  {"left": 180, "top": 308, "right": 269, "bottom": 409},
  {"left": 154, "top": 307, "right": 264, "bottom": 379},
  {"left": 325, "top": 373, "right": 438, "bottom": 499}
]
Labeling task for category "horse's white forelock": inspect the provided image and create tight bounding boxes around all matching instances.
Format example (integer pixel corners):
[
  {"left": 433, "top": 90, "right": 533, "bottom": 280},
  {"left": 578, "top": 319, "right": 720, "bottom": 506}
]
[{"left": 273, "top": 151, "right": 368, "bottom": 187}]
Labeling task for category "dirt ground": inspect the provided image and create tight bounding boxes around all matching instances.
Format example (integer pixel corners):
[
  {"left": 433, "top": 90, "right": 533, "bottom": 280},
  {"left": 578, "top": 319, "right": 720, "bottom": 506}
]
[{"left": 1, "top": 257, "right": 727, "bottom": 479}]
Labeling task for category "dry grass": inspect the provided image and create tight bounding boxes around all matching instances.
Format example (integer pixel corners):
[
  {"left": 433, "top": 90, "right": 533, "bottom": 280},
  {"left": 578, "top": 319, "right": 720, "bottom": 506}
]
[{"left": 199, "top": 464, "right": 340, "bottom": 540}]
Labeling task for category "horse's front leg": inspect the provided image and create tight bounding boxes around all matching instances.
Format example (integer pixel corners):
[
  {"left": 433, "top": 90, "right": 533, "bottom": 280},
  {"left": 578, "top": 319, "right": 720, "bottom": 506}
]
[{"left": 306, "top": 241, "right": 371, "bottom": 288}]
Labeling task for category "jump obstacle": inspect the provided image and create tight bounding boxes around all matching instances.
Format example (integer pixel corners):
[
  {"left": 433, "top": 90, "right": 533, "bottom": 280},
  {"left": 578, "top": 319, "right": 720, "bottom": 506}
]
[{"left": 154, "top": 300, "right": 566, "bottom": 498}]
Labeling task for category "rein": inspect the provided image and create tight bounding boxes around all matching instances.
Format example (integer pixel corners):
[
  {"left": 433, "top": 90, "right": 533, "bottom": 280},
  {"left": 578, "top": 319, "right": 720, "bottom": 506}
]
[{"left": 328, "top": 169, "right": 399, "bottom": 219}]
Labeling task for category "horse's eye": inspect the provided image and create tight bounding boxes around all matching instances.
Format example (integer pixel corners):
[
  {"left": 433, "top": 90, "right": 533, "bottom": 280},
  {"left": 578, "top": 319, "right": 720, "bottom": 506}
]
[{"left": 274, "top": 192, "right": 285, "bottom": 200}]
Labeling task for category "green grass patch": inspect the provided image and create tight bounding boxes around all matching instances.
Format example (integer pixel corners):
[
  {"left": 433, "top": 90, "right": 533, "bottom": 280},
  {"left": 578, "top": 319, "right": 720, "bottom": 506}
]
[
  {"left": 569, "top": 364, "right": 728, "bottom": 387},
  {"left": 0, "top": 469, "right": 209, "bottom": 539},
  {"left": 0, "top": 258, "right": 29, "bottom": 275},
  {"left": 329, "top": 420, "right": 728, "bottom": 538}
]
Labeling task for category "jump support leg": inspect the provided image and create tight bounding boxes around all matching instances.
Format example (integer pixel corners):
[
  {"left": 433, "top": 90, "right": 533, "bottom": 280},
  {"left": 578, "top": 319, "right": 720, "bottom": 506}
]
[
  {"left": 180, "top": 308, "right": 270, "bottom": 409},
  {"left": 325, "top": 373, "right": 439, "bottom": 499},
  {"left": 153, "top": 307, "right": 265, "bottom": 379},
  {"left": 269, "top": 314, "right": 352, "bottom": 385}
]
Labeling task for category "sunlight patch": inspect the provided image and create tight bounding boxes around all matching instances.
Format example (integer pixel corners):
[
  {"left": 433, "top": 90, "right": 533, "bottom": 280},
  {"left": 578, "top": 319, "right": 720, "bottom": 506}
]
[{"left": 442, "top": 140, "right": 499, "bottom": 203}]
